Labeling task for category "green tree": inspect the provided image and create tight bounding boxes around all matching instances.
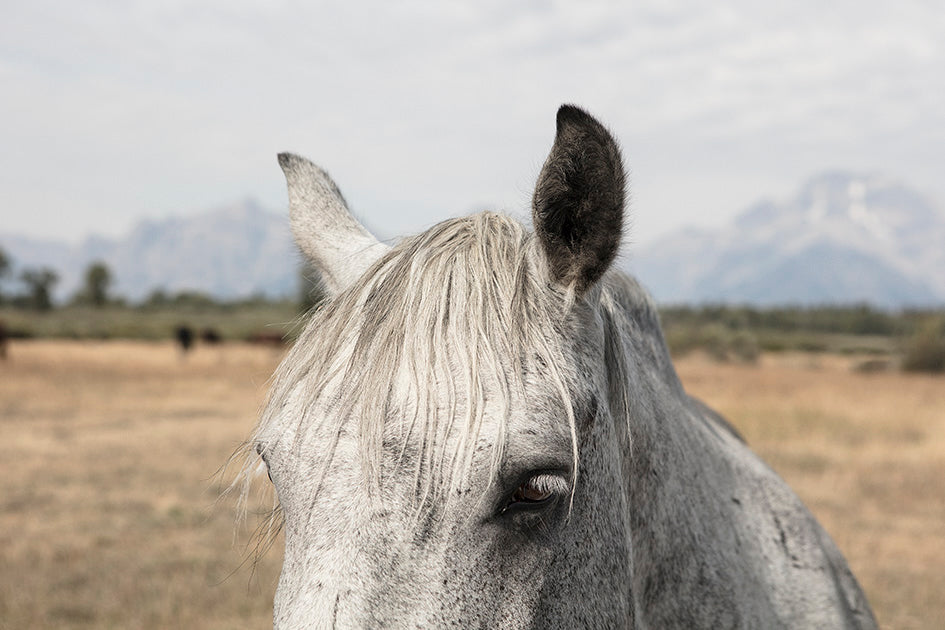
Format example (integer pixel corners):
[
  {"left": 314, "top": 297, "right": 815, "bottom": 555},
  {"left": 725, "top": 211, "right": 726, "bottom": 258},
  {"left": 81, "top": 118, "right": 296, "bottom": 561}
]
[
  {"left": 142, "top": 288, "right": 169, "bottom": 309},
  {"left": 902, "top": 317, "right": 945, "bottom": 373},
  {"left": 20, "top": 267, "right": 58, "bottom": 311},
  {"left": 0, "top": 246, "right": 9, "bottom": 303},
  {"left": 83, "top": 261, "right": 112, "bottom": 307}
]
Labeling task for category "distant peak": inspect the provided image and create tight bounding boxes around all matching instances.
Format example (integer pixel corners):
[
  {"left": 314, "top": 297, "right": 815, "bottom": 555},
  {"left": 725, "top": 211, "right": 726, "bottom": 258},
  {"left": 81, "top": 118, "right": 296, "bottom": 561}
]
[{"left": 208, "top": 196, "right": 268, "bottom": 214}]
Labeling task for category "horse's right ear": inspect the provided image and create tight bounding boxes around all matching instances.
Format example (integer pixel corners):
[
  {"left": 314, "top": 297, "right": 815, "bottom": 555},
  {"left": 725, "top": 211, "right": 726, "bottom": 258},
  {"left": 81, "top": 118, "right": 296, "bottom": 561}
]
[
  {"left": 278, "top": 153, "right": 389, "bottom": 297},
  {"left": 532, "top": 105, "right": 626, "bottom": 294}
]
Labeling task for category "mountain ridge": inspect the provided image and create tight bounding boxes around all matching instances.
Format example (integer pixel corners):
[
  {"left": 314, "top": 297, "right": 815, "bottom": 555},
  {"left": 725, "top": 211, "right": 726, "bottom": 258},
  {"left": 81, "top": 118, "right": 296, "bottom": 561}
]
[
  {"left": 3, "top": 172, "right": 943, "bottom": 307},
  {"left": 627, "top": 171, "right": 945, "bottom": 307},
  {"left": 0, "top": 198, "right": 300, "bottom": 302}
]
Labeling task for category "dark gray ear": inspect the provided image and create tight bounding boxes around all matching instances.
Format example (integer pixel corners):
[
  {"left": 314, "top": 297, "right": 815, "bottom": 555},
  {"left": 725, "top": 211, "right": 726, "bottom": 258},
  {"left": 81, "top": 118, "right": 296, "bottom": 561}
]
[{"left": 532, "top": 105, "right": 626, "bottom": 293}]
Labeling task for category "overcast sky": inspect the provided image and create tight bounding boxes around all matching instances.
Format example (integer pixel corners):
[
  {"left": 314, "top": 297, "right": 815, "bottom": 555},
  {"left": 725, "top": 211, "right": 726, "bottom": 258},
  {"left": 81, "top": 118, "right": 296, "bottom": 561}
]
[{"left": 2, "top": 1, "right": 943, "bottom": 248}]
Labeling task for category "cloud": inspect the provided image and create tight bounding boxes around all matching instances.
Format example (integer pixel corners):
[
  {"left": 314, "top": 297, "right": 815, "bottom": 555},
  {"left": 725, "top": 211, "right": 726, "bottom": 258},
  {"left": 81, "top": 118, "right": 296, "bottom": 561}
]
[{"left": 1, "top": 1, "right": 943, "bottom": 246}]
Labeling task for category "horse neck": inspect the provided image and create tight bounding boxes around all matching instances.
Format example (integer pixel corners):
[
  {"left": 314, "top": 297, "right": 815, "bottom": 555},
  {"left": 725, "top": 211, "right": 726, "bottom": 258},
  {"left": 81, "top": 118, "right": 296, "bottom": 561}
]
[{"left": 600, "top": 275, "right": 746, "bottom": 607}]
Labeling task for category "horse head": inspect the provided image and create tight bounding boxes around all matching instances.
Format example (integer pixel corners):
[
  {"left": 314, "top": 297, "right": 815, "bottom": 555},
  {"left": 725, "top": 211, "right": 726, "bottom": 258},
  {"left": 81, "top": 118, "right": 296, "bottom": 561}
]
[{"left": 254, "top": 105, "right": 633, "bottom": 628}]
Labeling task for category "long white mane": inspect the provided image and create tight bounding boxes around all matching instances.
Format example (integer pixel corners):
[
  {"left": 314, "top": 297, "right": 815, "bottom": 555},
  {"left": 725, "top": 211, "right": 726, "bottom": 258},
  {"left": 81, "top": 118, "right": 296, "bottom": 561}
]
[{"left": 246, "top": 212, "right": 580, "bottom": 512}]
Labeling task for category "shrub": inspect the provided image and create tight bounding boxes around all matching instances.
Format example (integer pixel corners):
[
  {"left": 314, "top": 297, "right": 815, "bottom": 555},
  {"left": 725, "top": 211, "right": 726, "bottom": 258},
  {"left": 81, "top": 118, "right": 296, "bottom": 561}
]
[
  {"left": 700, "top": 324, "right": 731, "bottom": 362},
  {"left": 902, "top": 318, "right": 945, "bottom": 373},
  {"left": 730, "top": 330, "right": 760, "bottom": 363}
]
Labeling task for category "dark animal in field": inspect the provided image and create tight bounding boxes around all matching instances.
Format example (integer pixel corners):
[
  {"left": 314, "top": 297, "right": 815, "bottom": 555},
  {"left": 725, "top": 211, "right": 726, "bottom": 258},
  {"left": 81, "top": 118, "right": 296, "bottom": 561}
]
[
  {"left": 0, "top": 319, "right": 7, "bottom": 359},
  {"left": 201, "top": 327, "right": 223, "bottom": 345},
  {"left": 246, "top": 331, "right": 286, "bottom": 347},
  {"left": 175, "top": 325, "right": 194, "bottom": 354}
]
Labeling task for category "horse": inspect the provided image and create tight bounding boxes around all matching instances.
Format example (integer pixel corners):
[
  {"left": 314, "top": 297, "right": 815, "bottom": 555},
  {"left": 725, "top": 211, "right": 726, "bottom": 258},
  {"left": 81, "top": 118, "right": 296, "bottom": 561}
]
[
  {"left": 201, "top": 327, "right": 223, "bottom": 345},
  {"left": 175, "top": 324, "right": 195, "bottom": 354},
  {"left": 242, "top": 105, "right": 877, "bottom": 628}
]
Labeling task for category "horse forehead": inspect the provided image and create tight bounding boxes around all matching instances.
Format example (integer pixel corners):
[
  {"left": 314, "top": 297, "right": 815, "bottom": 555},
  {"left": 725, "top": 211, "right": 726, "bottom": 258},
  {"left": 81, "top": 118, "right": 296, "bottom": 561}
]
[{"left": 268, "top": 364, "right": 574, "bottom": 464}]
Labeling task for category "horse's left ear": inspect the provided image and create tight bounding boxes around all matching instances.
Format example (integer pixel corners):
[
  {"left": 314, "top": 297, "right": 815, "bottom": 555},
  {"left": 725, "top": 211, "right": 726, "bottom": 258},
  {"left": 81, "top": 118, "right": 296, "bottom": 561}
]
[{"left": 532, "top": 105, "right": 626, "bottom": 294}]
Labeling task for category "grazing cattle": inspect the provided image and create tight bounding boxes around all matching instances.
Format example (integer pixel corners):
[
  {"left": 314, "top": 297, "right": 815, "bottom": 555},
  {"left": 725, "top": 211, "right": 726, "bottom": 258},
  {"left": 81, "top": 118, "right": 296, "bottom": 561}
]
[
  {"left": 246, "top": 331, "right": 286, "bottom": 348},
  {"left": 239, "top": 106, "right": 877, "bottom": 628},
  {"left": 175, "top": 325, "right": 194, "bottom": 354},
  {"left": 201, "top": 327, "right": 223, "bottom": 345}
]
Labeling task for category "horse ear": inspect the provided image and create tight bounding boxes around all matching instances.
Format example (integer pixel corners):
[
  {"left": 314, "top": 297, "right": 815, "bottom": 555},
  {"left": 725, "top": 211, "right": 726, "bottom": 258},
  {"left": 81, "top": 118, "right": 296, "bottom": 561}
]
[
  {"left": 532, "top": 105, "right": 626, "bottom": 294},
  {"left": 278, "top": 153, "right": 389, "bottom": 296}
]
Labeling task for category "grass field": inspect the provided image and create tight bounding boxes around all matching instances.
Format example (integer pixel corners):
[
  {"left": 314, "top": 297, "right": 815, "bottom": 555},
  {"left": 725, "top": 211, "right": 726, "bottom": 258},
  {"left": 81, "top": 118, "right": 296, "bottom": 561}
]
[
  {"left": 0, "top": 341, "right": 283, "bottom": 629},
  {"left": 1, "top": 341, "right": 942, "bottom": 628}
]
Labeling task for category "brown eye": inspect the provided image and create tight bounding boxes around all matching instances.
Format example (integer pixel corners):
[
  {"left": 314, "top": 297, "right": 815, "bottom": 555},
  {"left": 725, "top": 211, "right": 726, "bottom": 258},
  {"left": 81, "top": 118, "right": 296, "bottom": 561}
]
[
  {"left": 511, "top": 476, "right": 555, "bottom": 503},
  {"left": 500, "top": 473, "right": 569, "bottom": 517}
]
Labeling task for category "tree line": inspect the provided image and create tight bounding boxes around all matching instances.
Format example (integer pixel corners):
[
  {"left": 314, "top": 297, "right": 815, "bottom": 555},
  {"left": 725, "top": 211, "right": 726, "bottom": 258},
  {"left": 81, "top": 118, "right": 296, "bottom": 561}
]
[
  {"left": 2, "top": 245, "right": 943, "bottom": 371},
  {"left": 0, "top": 246, "right": 113, "bottom": 310},
  {"left": 0, "top": 245, "right": 324, "bottom": 312}
]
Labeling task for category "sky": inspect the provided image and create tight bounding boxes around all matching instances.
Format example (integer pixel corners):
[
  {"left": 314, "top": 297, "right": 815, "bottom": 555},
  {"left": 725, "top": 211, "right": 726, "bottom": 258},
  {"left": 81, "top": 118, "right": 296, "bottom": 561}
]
[{"left": 2, "top": 1, "right": 943, "bottom": 248}]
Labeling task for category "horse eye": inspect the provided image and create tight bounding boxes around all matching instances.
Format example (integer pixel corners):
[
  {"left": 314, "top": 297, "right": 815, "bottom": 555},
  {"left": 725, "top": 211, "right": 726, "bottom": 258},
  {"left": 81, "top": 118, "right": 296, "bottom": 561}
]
[
  {"left": 509, "top": 474, "right": 565, "bottom": 506},
  {"left": 513, "top": 479, "right": 553, "bottom": 503}
]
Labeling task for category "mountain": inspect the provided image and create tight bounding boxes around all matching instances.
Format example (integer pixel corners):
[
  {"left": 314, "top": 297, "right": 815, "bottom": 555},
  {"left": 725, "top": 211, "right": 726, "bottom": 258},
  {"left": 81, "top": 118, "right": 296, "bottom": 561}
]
[
  {"left": 0, "top": 199, "right": 301, "bottom": 302},
  {"left": 4, "top": 172, "right": 943, "bottom": 307},
  {"left": 627, "top": 172, "right": 945, "bottom": 307}
]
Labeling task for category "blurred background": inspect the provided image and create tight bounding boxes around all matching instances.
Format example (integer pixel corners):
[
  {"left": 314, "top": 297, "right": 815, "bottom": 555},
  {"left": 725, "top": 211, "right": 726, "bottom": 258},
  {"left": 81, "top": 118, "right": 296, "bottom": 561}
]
[{"left": 1, "top": 2, "right": 943, "bottom": 628}]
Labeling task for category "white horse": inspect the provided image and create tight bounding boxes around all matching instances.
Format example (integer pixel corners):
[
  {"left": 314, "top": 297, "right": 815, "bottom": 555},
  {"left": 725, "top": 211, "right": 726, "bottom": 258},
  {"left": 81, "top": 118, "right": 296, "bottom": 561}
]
[{"left": 244, "top": 105, "right": 877, "bottom": 628}]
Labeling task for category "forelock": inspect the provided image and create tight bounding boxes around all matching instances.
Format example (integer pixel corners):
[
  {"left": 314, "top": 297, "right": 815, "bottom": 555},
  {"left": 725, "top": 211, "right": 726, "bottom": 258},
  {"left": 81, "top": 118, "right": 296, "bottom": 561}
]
[{"left": 253, "top": 211, "right": 581, "bottom": 509}]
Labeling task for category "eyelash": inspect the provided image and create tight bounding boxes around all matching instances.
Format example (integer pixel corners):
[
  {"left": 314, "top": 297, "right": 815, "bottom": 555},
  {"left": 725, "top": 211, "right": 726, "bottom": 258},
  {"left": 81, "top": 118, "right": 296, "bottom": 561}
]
[{"left": 504, "top": 473, "right": 569, "bottom": 513}]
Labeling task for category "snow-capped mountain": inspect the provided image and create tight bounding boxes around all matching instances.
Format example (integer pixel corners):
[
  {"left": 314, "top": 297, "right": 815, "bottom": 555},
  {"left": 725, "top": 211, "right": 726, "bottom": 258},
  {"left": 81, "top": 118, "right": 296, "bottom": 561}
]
[
  {"left": 3, "top": 172, "right": 943, "bottom": 307},
  {"left": 0, "top": 199, "right": 301, "bottom": 302},
  {"left": 628, "top": 172, "right": 945, "bottom": 306}
]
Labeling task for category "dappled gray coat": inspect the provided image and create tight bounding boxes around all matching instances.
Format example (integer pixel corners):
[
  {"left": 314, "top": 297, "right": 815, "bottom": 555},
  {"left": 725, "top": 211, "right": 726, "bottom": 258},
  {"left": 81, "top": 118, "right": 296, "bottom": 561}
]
[{"left": 241, "top": 105, "right": 877, "bottom": 629}]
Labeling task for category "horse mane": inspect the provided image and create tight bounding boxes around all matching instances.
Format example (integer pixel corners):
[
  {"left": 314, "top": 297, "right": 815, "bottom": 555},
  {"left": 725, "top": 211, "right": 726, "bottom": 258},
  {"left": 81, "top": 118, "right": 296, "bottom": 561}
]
[{"left": 246, "top": 211, "right": 582, "bottom": 511}]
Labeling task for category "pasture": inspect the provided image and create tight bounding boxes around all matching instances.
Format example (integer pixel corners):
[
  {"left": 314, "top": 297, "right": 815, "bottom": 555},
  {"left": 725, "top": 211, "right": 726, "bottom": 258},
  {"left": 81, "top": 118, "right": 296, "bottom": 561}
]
[{"left": 1, "top": 340, "right": 941, "bottom": 628}]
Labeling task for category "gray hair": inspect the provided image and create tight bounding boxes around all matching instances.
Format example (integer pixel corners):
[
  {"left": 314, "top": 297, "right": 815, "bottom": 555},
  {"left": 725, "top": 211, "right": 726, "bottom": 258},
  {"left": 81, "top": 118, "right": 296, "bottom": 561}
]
[{"left": 244, "top": 211, "right": 580, "bottom": 518}]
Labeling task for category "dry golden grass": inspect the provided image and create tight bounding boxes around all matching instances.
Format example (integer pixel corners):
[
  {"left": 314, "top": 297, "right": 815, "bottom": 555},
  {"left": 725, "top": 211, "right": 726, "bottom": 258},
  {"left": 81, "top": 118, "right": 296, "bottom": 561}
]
[
  {"left": 0, "top": 340, "right": 284, "bottom": 629},
  {"left": 1, "top": 342, "right": 941, "bottom": 628}
]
